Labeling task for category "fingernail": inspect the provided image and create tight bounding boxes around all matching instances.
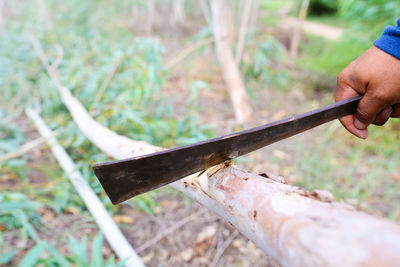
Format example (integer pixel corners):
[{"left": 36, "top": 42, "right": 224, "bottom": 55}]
[
  {"left": 359, "top": 130, "right": 368, "bottom": 139},
  {"left": 354, "top": 119, "right": 366, "bottom": 130}
]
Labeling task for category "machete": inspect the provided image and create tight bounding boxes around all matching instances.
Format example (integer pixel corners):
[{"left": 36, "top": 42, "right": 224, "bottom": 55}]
[{"left": 93, "top": 95, "right": 362, "bottom": 204}]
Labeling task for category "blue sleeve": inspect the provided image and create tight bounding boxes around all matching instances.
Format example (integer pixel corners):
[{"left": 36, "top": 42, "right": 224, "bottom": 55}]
[{"left": 374, "top": 17, "right": 400, "bottom": 60}]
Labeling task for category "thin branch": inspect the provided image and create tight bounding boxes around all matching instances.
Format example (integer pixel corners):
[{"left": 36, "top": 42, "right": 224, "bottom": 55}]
[
  {"left": 136, "top": 208, "right": 207, "bottom": 253},
  {"left": 0, "top": 132, "right": 57, "bottom": 163},
  {"left": 91, "top": 57, "right": 123, "bottom": 109},
  {"left": 49, "top": 44, "right": 64, "bottom": 72},
  {"left": 210, "top": 230, "right": 239, "bottom": 267},
  {"left": 26, "top": 107, "right": 144, "bottom": 267},
  {"left": 164, "top": 37, "right": 213, "bottom": 70}
]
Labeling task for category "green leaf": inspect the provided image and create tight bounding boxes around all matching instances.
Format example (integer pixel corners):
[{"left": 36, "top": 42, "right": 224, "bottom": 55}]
[
  {"left": 68, "top": 235, "right": 88, "bottom": 267},
  {"left": 115, "top": 257, "right": 129, "bottom": 267},
  {"left": 19, "top": 241, "right": 47, "bottom": 267},
  {"left": 0, "top": 201, "right": 40, "bottom": 212},
  {"left": 47, "top": 244, "right": 70, "bottom": 267},
  {"left": 1, "top": 250, "right": 17, "bottom": 264},
  {"left": 14, "top": 211, "right": 40, "bottom": 242},
  {"left": 90, "top": 232, "right": 104, "bottom": 267}
]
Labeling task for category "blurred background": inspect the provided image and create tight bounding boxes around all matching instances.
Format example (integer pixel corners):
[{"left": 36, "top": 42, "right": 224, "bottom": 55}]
[{"left": 0, "top": 0, "right": 399, "bottom": 266}]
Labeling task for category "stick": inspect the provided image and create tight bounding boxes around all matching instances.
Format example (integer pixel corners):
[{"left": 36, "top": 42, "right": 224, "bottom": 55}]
[
  {"left": 164, "top": 38, "right": 214, "bottom": 70},
  {"left": 210, "top": 230, "right": 239, "bottom": 267},
  {"left": 136, "top": 208, "right": 207, "bottom": 253},
  {"left": 26, "top": 108, "right": 144, "bottom": 267},
  {"left": 91, "top": 57, "right": 123, "bottom": 109},
  {"left": 0, "top": 134, "right": 55, "bottom": 163}
]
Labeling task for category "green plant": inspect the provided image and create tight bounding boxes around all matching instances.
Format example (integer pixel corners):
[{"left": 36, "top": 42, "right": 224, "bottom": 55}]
[
  {"left": 16, "top": 232, "right": 124, "bottom": 267},
  {"left": 0, "top": 193, "right": 43, "bottom": 242},
  {"left": 338, "top": 0, "right": 400, "bottom": 40},
  {"left": 296, "top": 35, "right": 367, "bottom": 75},
  {"left": 289, "top": 120, "right": 400, "bottom": 220},
  {"left": 67, "top": 232, "right": 126, "bottom": 267},
  {"left": 242, "top": 36, "right": 287, "bottom": 87},
  {"left": 308, "top": 0, "right": 338, "bottom": 16}
]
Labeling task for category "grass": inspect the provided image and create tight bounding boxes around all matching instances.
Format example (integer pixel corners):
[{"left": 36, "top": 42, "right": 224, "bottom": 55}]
[
  {"left": 269, "top": 17, "right": 400, "bottom": 220},
  {"left": 296, "top": 34, "right": 369, "bottom": 76}
]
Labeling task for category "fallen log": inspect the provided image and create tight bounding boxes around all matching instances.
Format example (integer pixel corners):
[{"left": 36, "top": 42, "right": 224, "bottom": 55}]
[{"left": 32, "top": 38, "right": 400, "bottom": 267}]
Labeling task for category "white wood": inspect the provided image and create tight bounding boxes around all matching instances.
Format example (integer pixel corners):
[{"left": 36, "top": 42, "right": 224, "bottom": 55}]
[{"left": 26, "top": 108, "right": 144, "bottom": 267}]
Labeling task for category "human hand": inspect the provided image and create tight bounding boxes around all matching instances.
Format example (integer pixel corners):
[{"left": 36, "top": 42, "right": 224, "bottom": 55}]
[{"left": 336, "top": 46, "right": 400, "bottom": 139}]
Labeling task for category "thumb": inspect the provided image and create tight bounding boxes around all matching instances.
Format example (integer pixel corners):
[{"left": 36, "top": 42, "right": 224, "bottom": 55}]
[{"left": 354, "top": 91, "right": 389, "bottom": 130}]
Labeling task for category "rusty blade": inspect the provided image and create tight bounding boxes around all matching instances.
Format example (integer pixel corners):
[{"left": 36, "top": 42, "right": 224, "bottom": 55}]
[{"left": 93, "top": 95, "right": 361, "bottom": 204}]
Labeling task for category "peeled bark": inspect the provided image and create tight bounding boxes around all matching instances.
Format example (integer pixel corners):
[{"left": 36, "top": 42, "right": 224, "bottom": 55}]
[
  {"left": 33, "top": 38, "right": 400, "bottom": 267},
  {"left": 211, "top": 0, "right": 252, "bottom": 124}
]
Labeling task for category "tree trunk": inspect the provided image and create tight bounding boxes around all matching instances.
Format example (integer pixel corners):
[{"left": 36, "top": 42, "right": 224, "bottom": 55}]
[
  {"left": 37, "top": 0, "right": 50, "bottom": 23},
  {"left": 289, "top": 0, "right": 310, "bottom": 58},
  {"left": 33, "top": 38, "right": 400, "bottom": 267},
  {"left": 0, "top": 0, "right": 5, "bottom": 35},
  {"left": 235, "top": 0, "right": 252, "bottom": 65},
  {"left": 145, "top": 0, "right": 155, "bottom": 36},
  {"left": 249, "top": 0, "right": 260, "bottom": 31},
  {"left": 171, "top": 0, "right": 186, "bottom": 25},
  {"left": 211, "top": 0, "right": 252, "bottom": 124}
]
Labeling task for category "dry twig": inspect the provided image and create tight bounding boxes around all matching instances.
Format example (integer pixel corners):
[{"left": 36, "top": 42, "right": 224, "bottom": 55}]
[
  {"left": 210, "top": 230, "right": 239, "bottom": 267},
  {"left": 91, "top": 57, "right": 123, "bottom": 109},
  {"left": 164, "top": 38, "right": 213, "bottom": 70},
  {"left": 136, "top": 208, "right": 207, "bottom": 253},
  {"left": 0, "top": 132, "right": 57, "bottom": 163}
]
